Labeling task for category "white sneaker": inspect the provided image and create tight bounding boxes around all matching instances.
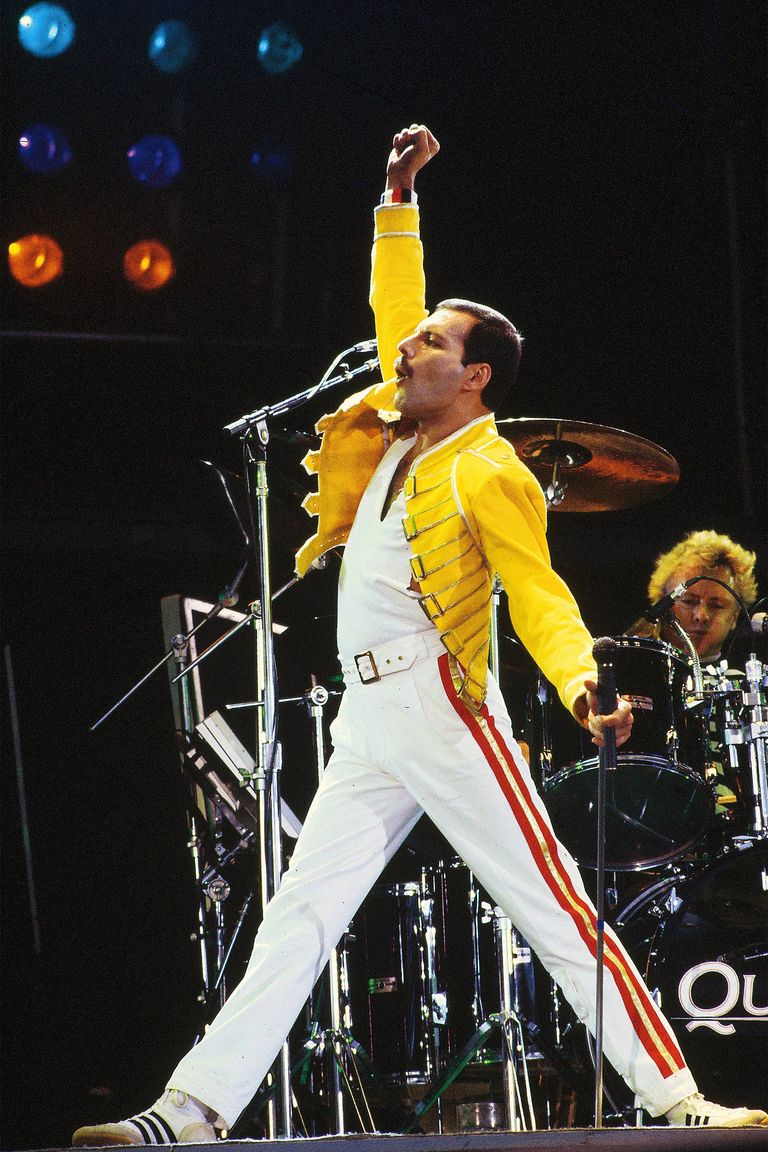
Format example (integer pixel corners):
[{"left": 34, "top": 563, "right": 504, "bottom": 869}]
[
  {"left": 72, "top": 1090, "right": 217, "bottom": 1146},
  {"left": 665, "top": 1093, "right": 768, "bottom": 1128}
]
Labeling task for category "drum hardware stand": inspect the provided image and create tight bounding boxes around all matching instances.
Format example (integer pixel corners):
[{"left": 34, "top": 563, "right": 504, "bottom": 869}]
[
  {"left": 696, "top": 576, "right": 768, "bottom": 837},
  {"left": 404, "top": 1019, "right": 493, "bottom": 1133},
  {"left": 668, "top": 585, "right": 768, "bottom": 837},
  {"left": 174, "top": 630, "right": 215, "bottom": 1008},
  {"left": 516, "top": 424, "right": 593, "bottom": 509},
  {"left": 665, "top": 619, "right": 712, "bottom": 814},
  {"left": 294, "top": 1020, "right": 378, "bottom": 1135},
  {"left": 420, "top": 873, "right": 449, "bottom": 1129},
  {"left": 245, "top": 1013, "right": 378, "bottom": 1137},
  {"left": 296, "top": 681, "right": 376, "bottom": 1135},
  {"left": 491, "top": 909, "right": 539, "bottom": 1130},
  {"left": 667, "top": 617, "right": 704, "bottom": 698},
  {"left": 209, "top": 878, "right": 254, "bottom": 1004},
  {"left": 488, "top": 575, "right": 537, "bottom": 1130},
  {"left": 404, "top": 988, "right": 555, "bottom": 1134},
  {"left": 740, "top": 653, "right": 768, "bottom": 836}
]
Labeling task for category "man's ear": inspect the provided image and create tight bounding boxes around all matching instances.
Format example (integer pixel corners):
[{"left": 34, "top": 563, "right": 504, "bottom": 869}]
[{"left": 462, "top": 362, "right": 491, "bottom": 393}]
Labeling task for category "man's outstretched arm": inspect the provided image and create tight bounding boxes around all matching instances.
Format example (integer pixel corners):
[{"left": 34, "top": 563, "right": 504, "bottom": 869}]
[{"left": 370, "top": 125, "right": 439, "bottom": 386}]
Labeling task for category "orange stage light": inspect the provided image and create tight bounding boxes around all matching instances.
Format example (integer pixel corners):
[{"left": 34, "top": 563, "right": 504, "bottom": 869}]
[
  {"left": 123, "top": 239, "right": 175, "bottom": 290},
  {"left": 8, "top": 233, "right": 64, "bottom": 286}
]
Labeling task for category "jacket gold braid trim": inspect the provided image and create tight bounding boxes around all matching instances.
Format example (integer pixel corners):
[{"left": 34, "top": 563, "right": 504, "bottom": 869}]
[{"left": 295, "top": 203, "right": 597, "bottom": 715}]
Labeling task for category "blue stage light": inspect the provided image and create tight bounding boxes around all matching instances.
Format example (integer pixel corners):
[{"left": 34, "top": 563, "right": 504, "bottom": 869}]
[
  {"left": 250, "top": 140, "right": 293, "bottom": 186},
  {"left": 18, "top": 3, "right": 75, "bottom": 57},
  {"left": 127, "top": 135, "right": 182, "bottom": 188},
  {"left": 148, "top": 20, "right": 197, "bottom": 74},
  {"left": 257, "top": 22, "right": 303, "bottom": 75},
  {"left": 18, "top": 123, "right": 72, "bottom": 173}
]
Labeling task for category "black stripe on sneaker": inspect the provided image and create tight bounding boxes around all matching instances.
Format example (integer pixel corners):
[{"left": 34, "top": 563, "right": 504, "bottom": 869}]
[
  {"left": 129, "top": 1111, "right": 177, "bottom": 1143},
  {"left": 146, "top": 1111, "right": 178, "bottom": 1142},
  {"left": 129, "top": 1116, "right": 158, "bottom": 1143}
]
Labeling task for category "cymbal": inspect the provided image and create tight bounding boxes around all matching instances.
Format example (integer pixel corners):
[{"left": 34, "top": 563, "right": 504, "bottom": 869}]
[{"left": 497, "top": 417, "right": 679, "bottom": 512}]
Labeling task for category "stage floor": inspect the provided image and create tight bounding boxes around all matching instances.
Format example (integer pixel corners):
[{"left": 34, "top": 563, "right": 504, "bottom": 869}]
[{"left": 29, "top": 1127, "right": 768, "bottom": 1152}]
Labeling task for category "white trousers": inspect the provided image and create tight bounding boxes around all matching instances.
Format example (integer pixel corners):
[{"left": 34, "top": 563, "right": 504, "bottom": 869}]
[{"left": 168, "top": 641, "right": 696, "bottom": 1126}]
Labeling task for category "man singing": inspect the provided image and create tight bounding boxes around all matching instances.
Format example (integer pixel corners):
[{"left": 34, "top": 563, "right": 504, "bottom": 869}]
[{"left": 74, "top": 126, "right": 767, "bottom": 1144}]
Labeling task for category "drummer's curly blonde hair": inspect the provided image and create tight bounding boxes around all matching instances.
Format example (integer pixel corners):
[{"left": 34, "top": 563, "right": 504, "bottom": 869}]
[{"left": 648, "top": 530, "right": 758, "bottom": 608}]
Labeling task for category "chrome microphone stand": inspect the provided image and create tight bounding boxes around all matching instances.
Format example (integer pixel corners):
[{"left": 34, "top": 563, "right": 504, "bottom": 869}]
[
  {"left": 240, "top": 428, "right": 291, "bottom": 1138},
  {"left": 591, "top": 636, "right": 619, "bottom": 1130}
]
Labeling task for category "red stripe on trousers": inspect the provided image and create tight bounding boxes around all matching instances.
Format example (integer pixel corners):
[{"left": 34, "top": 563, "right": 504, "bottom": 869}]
[{"left": 437, "top": 654, "right": 685, "bottom": 1078}]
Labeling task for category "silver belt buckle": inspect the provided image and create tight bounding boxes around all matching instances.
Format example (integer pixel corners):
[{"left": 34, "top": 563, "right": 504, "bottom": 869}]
[{"left": 354, "top": 650, "right": 380, "bottom": 684}]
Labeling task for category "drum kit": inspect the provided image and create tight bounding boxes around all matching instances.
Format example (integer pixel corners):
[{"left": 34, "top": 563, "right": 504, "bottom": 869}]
[{"left": 311, "top": 418, "right": 768, "bottom": 1132}]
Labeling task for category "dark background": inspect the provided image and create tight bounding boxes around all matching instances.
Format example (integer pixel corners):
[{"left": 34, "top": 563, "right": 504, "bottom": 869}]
[{"left": 2, "top": 1, "right": 766, "bottom": 1147}]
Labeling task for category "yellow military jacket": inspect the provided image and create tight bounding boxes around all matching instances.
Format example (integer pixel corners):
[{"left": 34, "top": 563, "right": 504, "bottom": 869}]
[{"left": 296, "top": 203, "right": 597, "bottom": 715}]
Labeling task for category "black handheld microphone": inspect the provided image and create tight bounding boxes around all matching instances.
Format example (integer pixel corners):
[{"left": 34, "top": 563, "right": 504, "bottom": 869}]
[{"left": 592, "top": 636, "right": 618, "bottom": 717}]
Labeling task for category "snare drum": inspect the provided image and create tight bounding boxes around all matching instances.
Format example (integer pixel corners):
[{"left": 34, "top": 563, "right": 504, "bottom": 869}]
[{"left": 538, "top": 636, "right": 713, "bottom": 870}]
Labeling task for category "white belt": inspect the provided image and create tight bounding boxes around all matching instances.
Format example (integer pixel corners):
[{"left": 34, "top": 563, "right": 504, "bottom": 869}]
[{"left": 340, "top": 630, "right": 445, "bottom": 686}]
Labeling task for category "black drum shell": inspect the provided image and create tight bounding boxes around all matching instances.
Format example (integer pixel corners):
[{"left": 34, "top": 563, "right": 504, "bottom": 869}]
[
  {"left": 345, "top": 881, "right": 433, "bottom": 1083},
  {"left": 538, "top": 636, "right": 713, "bottom": 870},
  {"left": 615, "top": 842, "right": 768, "bottom": 1106}
]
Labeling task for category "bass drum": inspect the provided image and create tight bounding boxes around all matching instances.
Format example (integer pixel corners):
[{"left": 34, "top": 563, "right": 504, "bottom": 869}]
[{"left": 615, "top": 842, "right": 768, "bottom": 1107}]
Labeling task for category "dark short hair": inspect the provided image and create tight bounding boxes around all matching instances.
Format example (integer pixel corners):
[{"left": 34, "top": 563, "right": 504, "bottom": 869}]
[{"left": 436, "top": 298, "right": 523, "bottom": 411}]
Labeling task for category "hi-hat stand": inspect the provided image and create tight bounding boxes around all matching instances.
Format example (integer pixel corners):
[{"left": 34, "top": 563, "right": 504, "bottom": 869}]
[{"left": 488, "top": 575, "right": 540, "bottom": 1131}]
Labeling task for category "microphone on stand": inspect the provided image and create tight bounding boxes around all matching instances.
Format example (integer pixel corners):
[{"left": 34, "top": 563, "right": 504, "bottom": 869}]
[
  {"left": 642, "top": 577, "right": 697, "bottom": 621},
  {"left": 349, "top": 338, "right": 378, "bottom": 353}
]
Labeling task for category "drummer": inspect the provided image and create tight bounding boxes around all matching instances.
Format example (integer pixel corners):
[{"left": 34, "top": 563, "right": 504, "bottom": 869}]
[
  {"left": 632, "top": 529, "right": 758, "bottom": 665},
  {"left": 630, "top": 529, "right": 759, "bottom": 821}
]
